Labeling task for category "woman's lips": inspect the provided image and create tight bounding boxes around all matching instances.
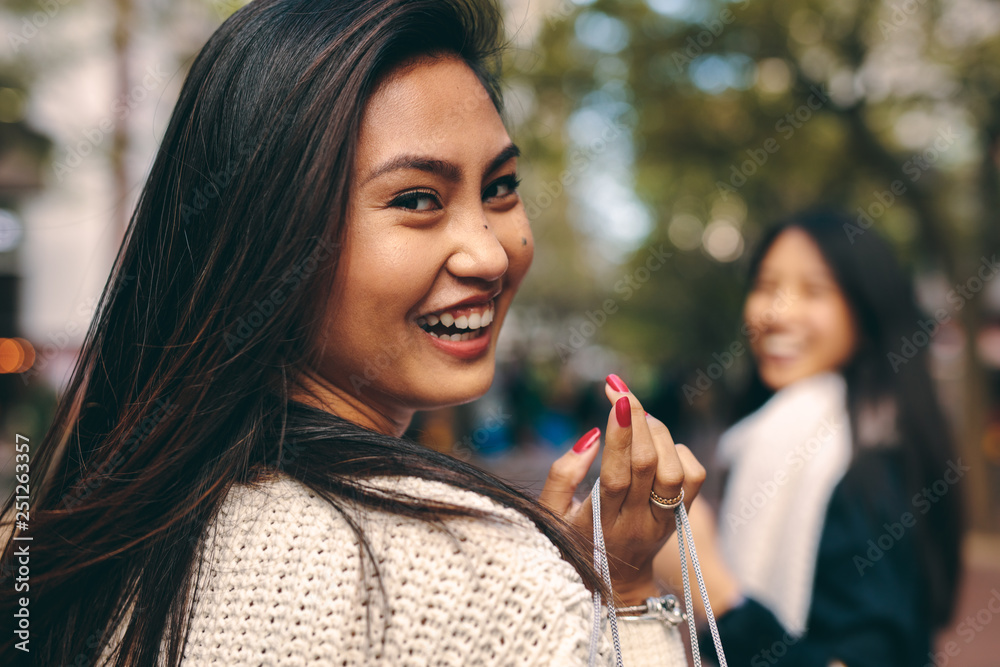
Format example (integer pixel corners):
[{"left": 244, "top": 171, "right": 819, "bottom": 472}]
[
  {"left": 759, "top": 333, "right": 806, "bottom": 365},
  {"left": 423, "top": 322, "right": 493, "bottom": 359},
  {"left": 761, "top": 333, "right": 804, "bottom": 357},
  {"left": 415, "top": 300, "right": 496, "bottom": 360}
]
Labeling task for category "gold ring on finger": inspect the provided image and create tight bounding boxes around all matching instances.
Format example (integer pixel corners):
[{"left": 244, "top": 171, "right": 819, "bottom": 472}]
[{"left": 650, "top": 487, "right": 684, "bottom": 510}]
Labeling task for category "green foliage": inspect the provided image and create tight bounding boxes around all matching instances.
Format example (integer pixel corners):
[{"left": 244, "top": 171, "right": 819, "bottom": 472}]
[{"left": 508, "top": 0, "right": 1000, "bottom": 368}]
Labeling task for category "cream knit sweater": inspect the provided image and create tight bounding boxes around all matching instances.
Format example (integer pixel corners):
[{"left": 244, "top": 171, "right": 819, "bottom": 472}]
[{"left": 143, "top": 473, "right": 684, "bottom": 666}]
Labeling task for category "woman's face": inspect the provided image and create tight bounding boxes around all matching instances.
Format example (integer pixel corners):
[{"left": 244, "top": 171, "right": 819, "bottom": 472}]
[
  {"left": 743, "top": 227, "right": 857, "bottom": 391},
  {"left": 310, "top": 55, "right": 533, "bottom": 434}
]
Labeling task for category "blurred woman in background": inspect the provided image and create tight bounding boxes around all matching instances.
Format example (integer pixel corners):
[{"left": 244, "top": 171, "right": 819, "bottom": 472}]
[{"left": 655, "top": 208, "right": 965, "bottom": 666}]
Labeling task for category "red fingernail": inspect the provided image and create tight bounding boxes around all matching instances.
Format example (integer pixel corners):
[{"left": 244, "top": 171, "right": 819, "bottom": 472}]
[
  {"left": 606, "top": 374, "right": 629, "bottom": 393},
  {"left": 615, "top": 396, "right": 631, "bottom": 428},
  {"left": 573, "top": 427, "right": 601, "bottom": 453}
]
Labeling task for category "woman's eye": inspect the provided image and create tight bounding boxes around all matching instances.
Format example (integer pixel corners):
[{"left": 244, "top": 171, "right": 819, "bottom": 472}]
[
  {"left": 484, "top": 174, "right": 520, "bottom": 201},
  {"left": 390, "top": 190, "right": 440, "bottom": 211}
]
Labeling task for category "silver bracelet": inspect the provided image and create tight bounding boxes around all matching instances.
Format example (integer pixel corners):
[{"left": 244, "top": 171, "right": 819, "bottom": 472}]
[{"left": 614, "top": 593, "right": 686, "bottom": 625}]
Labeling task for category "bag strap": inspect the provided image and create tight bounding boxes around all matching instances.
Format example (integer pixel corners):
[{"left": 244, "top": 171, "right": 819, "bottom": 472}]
[
  {"left": 674, "top": 499, "right": 728, "bottom": 666},
  {"left": 588, "top": 478, "right": 729, "bottom": 667}
]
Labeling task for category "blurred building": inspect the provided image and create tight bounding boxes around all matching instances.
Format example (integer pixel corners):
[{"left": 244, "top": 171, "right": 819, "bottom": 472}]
[{"left": 0, "top": 86, "right": 49, "bottom": 425}]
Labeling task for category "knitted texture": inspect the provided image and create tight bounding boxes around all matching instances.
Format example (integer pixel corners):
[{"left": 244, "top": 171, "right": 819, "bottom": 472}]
[
  {"left": 617, "top": 621, "right": 686, "bottom": 666},
  {"left": 99, "top": 473, "right": 682, "bottom": 665},
  {"left": 184, "top": 473, "right": 598, "bottom": 665}
]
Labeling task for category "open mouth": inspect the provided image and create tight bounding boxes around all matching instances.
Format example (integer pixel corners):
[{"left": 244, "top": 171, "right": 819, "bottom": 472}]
[
  {"left": 761, "top": 333, "right": 804, "bottom": 359},
  {"left": 415, "top": 301, "right": 495, "bottom": 342}
]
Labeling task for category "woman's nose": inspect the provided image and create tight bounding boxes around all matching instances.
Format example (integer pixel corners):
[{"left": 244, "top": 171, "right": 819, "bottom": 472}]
[
  {"left": 446, "top": 212, "right": 509, "bottom": 283},
  {"left": 766, "top": 286, "right": 801, "bottom": 325}
]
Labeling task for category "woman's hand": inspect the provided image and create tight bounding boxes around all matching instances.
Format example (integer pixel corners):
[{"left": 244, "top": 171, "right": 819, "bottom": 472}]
[{"left": 539, "top": 374, "right": 706, "bottom": 605}]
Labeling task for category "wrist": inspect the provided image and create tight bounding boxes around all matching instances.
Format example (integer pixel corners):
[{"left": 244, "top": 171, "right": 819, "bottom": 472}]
[
  {"left": 615, "top": 593, "right": 686, "bottom": 626},
  {"left": 612, "top": 575, "right": 660, "bottom": 607}
]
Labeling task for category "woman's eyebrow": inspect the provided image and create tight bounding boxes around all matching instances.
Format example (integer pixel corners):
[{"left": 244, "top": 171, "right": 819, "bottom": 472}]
[
  {"left": 484, "top": 143, "right": 520, "bottom": 176},
  {"left": 363, "top": 143, "right": 520, "bottom": 186},
  {"left": 363, "top": 156, "right": 461, "bottom": 185}
]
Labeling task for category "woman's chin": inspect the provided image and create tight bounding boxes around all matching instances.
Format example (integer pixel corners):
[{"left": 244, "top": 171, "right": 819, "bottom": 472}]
[
  {"left": 414, "top": 370, "right": 495, "bottom": 410},
  {"left": 759, "top": 363, "right": 819, "bottom": 391}
]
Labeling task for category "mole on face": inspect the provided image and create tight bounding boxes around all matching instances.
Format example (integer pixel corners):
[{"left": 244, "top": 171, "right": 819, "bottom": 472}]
[{"left": 521, "top": 237, "right": 527, "bottom": 246}]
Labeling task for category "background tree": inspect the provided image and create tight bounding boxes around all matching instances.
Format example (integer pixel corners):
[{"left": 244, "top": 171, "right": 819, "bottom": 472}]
[{"left": 508, "top": 0, "right": 1000, "bottom": 531}]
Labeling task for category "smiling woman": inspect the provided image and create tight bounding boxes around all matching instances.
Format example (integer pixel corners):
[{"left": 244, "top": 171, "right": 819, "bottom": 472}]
[
  {"left": 0, "top": 1, "right": 702, "bottom": 665},
  {"left": 655, "top": 209, "right": 964, "bottom": 667},
  {"left": 297, "top": 55, "right": 533, "bottom": 433}
]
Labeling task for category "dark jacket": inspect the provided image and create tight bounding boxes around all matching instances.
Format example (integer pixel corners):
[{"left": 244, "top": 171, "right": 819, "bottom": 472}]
[{"left": 702, "top": 448, "right": 932, "bottom": 666}]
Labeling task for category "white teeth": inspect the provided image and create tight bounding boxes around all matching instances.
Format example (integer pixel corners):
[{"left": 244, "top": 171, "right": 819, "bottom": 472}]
[
  {"left": 429, "top": 331, "right": 439, "bottom": 338},
  {"left": 762, "top": 334, "right": 802, "bottom": 357},
  {"left": 419, "top": 303, "right": 495, "bottom": 336}
]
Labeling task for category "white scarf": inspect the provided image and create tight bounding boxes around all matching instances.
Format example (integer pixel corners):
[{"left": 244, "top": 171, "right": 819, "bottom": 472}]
[{"left": 716, "top": 372, "right": 852, "bottom": 636}]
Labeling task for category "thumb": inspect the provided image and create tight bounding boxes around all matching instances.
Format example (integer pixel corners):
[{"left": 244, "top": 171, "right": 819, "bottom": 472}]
[{"left": 539, "top": 427, "right": 601, "bottom": 516}]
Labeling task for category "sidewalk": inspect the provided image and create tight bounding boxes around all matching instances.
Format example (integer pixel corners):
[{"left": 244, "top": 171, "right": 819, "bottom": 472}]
[{"left": 934, "top": 533, "right": 1000, "bottom": 667}]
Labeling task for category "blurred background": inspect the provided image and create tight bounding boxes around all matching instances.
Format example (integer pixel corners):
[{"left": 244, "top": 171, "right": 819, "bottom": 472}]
[{"left": 1, "top": 0, "right": 999, "bottom": 661}]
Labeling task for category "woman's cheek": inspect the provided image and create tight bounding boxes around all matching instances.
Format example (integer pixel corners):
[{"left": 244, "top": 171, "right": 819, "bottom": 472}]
[
  {"left": 743, "top": 295, "right": 767, "bottom": 338},
  {"left": 503, "top": 217, "right": 534, "bottom": 288},
  {"left": 517, "top": 234, "right": 535, "bottom": 277}
]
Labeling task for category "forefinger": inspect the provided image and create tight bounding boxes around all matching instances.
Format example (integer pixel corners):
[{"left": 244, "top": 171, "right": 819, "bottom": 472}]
[{"left": 598, "top": 377, "right": 656, "bottom": 519}]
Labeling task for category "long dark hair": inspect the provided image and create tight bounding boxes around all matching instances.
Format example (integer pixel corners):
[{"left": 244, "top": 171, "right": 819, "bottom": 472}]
[
  {"left": 740, "top": 208, "right": 964, "bottom": 628},
  {"left": 0, "top": 1, "right": 602, "bottom": 664}
]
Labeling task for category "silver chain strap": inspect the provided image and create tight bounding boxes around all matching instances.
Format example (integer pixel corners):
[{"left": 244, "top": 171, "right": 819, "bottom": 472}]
[
  {"left": 588, "top": 478, "right": 729, "bottom": 666},
  {"left": 590, "top": 477, "right": 624, "bottom": 667}
]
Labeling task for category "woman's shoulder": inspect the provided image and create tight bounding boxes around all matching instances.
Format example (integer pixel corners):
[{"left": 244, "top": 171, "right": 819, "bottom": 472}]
[
  {"left": 182, "top": 472, "right": 597, "bottom": 665},
  {"left": 197, "top": 471, "right": 586, "bottom": 608},
  {"left": 204, "top": 471, "right": 564, "bottom": 560}
]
